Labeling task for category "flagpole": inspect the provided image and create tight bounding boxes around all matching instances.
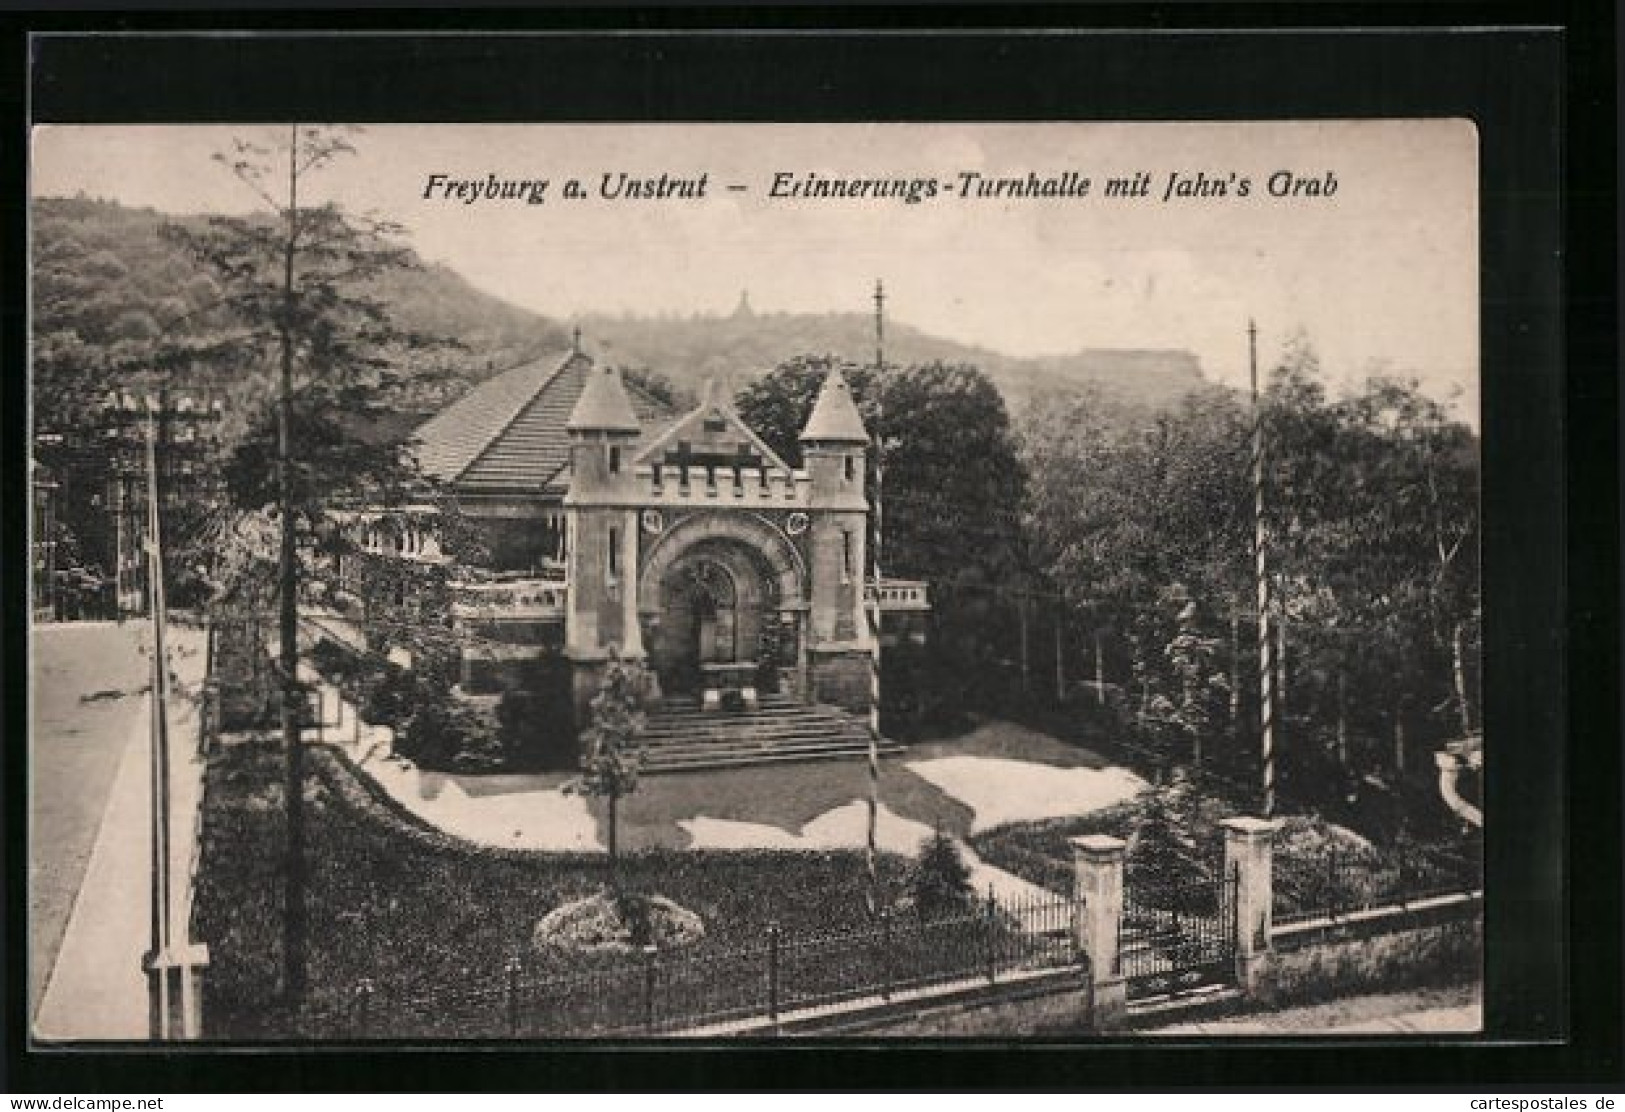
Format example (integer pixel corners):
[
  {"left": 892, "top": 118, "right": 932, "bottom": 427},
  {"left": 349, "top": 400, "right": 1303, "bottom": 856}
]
[
  {"left": 865, "top": 279, "right": 886, "bottom": 916},
  {"left": 1249, "top": 319, "right": 1275, "bottom": 818}
]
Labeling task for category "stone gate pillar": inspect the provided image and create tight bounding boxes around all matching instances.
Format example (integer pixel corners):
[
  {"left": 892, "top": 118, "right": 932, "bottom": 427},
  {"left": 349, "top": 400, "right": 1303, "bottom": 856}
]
[
  {"left": 1221, "top": 816, "right": 1276, "bottom": 997},
  {"left": 1070, "top": 834, "right": 1127, "bottom": 1030}
]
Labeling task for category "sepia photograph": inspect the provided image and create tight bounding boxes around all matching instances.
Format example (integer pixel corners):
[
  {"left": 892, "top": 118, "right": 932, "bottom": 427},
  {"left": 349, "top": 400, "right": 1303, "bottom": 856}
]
[{"left": 29, "top": 120, "right": 1485, "bottom": 1044}]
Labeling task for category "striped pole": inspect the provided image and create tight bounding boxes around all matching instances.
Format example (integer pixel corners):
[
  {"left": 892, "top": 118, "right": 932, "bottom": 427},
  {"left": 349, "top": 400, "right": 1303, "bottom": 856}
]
[
  {"left": 865, "top": 279, "right": 886, "bottom": 915},
  {"left": 1249, "top": 319, "right": 1276, "bottom": 818}
]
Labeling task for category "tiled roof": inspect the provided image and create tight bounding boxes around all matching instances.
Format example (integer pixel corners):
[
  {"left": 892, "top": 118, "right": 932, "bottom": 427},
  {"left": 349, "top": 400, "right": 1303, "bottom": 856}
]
[
  {"left": 800, "top": 366, "right": 870, "bottom": 444},
  {"left": 412, "top": 354, "right": 572, "bottom": 483},
  {"left": 412, "top": 351, "right": 672, "bottom": 495},
  {"left": 567, "top": 364, "right": 642, "bottom": 433}
]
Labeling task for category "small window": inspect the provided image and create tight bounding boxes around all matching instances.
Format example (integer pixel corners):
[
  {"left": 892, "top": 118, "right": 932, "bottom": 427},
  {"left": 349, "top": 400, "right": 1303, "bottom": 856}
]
[
  {"left": 841, "top": 530, "right": 852, "bottom": 583},
  {"left": 608, "top": 526, "right": 620, "bottom": 579},
  {"left": 844, "top": 455, "right": 856, "bottom": 483},
  {"left": 609, "top": 445, "right": 621, "bottom": 474}
]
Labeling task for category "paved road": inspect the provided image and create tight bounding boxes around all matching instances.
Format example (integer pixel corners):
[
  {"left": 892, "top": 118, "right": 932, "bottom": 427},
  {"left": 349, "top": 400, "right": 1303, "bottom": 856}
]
[
  {"left": 29, "top": 622, "right": 153, "bottom": 1020},
  {"left": 31, "top": 620, "right": 208, "bottom": 1039}
]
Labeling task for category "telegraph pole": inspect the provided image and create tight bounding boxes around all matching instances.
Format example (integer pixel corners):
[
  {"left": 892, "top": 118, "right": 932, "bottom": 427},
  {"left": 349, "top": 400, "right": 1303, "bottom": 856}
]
[
  {"left": 864, "top": 278, "right": 886, "bottom": 916},
  {"left": 143, "top": 402, "right": 175, "bottom": 1036},
  {"left": 1249, "top": 319, "right": 1276, "bottom": 818},
  {"left": 279, "top": 123, "right": 308, "bottom": 997}
]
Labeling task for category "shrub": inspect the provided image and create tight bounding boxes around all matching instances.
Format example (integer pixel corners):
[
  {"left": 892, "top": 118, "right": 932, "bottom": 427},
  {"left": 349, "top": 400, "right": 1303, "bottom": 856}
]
[
  {"left": 910, "top": 828, "right": 974, "bottom": 920},
  {"left": 360, "top": 662, "right": 420, "bottom": 729},
  {"left": 448, "top": 709, "right": 507, "bottom": 773}
]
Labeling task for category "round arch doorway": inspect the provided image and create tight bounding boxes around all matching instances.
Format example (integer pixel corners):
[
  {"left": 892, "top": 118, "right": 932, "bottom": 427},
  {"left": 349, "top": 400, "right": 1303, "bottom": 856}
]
[{"left": 652, "top": 539, "right": 779, "bottom": 696}]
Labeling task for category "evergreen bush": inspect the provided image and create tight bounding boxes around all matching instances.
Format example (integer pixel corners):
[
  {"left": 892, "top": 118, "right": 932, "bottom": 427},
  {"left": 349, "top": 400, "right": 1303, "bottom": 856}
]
[{"left": 910, "top": 827, "right": 974, "bottom": 920}]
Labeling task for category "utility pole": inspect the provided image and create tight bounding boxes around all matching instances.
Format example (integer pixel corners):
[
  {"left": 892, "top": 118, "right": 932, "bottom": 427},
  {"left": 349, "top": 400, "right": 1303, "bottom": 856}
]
[
  {"left": 278, "top": 124, "right": 308, "bottom": 998},
  {"left": 142, "top": 402, "right": 175, "bottom": 1036},
  {"left": 1249, "top": 318, "right": 1276, "bottom": 818},
  {"left": 113, "top": 470, "right": 126, "bottom": 622}
]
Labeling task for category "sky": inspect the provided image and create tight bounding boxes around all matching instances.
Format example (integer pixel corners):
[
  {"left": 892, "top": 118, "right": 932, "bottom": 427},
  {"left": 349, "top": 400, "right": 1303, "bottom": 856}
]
[{"left": 32, "top": 121, "right": 1478, "bottom": 413}]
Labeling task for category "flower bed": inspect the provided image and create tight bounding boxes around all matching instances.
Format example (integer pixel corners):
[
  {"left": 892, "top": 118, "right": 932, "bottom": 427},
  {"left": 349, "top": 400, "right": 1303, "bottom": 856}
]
[{"left": 192, "top": 737, "right": 910, "bottom": 1039}]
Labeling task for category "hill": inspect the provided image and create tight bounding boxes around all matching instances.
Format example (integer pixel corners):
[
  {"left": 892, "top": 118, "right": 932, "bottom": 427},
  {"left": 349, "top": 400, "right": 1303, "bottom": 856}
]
[
  {"left": 31, "top": 195, "right": 1207, "bottom": 433},
  {"left": 576, "top": 308, "right": 1207, "bottom": 413}
]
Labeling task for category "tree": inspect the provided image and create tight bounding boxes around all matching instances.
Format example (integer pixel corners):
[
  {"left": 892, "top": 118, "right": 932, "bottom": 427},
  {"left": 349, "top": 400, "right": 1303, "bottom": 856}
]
[
  {"left": 162, "top": 126, "right": 444, "bottom": 999},
  {"left": 910, "top": 827, "right": 974, "bottom": 920},
  {"left": 1258, "top": 349, "right": 1480, "bottom": 801},
  {"left": 1128, "top": 769, "right": 1211, "bottom": 912},
  {"left": 1341, "top": 378, "right": 1480, "bottom": 740},
  {"left": 1021, "top": 384, "right": 1252, "bottom": 753},
  {"left": 736, "top": 356, "right": 1030, "bottom": 715},
  {"left": 566, "top": 650, "right": 650, "bottom": 889}
]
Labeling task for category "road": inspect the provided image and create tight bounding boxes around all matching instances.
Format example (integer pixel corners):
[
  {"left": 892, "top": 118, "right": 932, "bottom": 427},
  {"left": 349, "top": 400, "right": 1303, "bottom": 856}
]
[
  {"left": 30, "top": 620, "right": 208, "bottom": 1039},
  {"left": 28, "top": 622, "right": 154, "bottom": 1020}
]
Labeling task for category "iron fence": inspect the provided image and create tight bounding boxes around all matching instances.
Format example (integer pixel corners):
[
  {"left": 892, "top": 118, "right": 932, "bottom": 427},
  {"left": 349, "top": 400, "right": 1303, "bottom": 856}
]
[
  {"left": 1273, "top": 837, "right": 1483, "bottom": 926},
  {"left": 328, "top": 889, "right": 1080, "bottom": 1039},
  {"left": 1120, "top": 860, "right": 1238, "bottom": 1001}
]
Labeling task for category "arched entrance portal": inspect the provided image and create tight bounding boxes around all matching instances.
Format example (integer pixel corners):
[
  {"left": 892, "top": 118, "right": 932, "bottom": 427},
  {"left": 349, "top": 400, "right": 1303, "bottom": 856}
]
[{"left": 652, "top": 539, "right": 779, "bottom": 695}]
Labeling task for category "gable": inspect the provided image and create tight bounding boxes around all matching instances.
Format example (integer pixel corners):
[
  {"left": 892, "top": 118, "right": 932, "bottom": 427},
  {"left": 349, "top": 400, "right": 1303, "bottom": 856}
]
[{"left": 634, "top": 395, "right": 793, "bottom": 478}]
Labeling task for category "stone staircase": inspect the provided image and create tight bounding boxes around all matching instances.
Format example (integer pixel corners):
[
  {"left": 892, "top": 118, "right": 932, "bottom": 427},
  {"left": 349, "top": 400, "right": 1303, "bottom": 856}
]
[{"left": 639, "top": 694, "right": 901, "bottom": 773}]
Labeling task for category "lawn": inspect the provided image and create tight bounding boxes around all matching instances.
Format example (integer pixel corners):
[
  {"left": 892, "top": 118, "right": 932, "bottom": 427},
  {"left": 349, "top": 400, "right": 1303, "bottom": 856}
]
[
  {"left": 969, "top": 800, "right": 1482, "bottom": 919},
  {"left": 192, "top": 737, "right": 913, "bottom": 1039}
]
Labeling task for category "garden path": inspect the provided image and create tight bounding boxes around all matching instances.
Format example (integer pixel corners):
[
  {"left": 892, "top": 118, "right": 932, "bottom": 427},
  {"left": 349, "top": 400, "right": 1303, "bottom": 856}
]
[{"left": 332, "top": 699, "right": 1130, "bottom": 905}]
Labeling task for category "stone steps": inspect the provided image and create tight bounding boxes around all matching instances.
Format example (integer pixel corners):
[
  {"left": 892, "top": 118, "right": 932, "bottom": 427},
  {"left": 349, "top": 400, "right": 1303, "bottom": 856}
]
[{"left": 640, "top": 696, "right": 895, "bottom": 773}]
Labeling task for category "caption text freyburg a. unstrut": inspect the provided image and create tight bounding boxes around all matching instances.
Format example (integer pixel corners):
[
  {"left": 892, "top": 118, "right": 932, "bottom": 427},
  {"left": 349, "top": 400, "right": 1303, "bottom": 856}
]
[{"left": 419, "top": 168, "right": 1340, "bottom": 207}]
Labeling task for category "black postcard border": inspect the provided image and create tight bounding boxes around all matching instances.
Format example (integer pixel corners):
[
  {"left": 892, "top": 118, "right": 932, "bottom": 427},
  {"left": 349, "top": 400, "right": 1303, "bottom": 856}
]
[{"left": 3, "top": 9, "right": 1616, "bottom": 1092}]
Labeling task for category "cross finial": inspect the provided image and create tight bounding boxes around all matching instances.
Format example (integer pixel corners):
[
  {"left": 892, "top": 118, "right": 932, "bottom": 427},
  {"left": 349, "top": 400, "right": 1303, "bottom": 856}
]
[{"left": 571, "top": 325, "right": 582, "bottom": 354}]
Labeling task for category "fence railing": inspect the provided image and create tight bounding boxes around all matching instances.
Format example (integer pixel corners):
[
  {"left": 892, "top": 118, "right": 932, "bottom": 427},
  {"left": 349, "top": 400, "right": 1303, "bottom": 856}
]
[
  {"left": 1121, "top": 860, "right": 1237, "bottom": 1000},
  {"left": 332, "top": 890, "right": 1081, "bottom": 1039},
  {"left": 1273, "top": 838, "right": 1482, "bottom": 927}
]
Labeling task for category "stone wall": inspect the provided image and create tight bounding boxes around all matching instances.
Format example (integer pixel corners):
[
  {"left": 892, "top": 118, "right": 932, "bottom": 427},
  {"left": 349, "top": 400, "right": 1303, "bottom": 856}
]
[
  {"left": 781, "top": 968, "right": 1094, "bottom": 1037},
  {"left": 1260, "top": 898, "right": 1483, "bottom": 1006},
  {"left": 809, "top": 649, "right": 873, "bottom": 713}
]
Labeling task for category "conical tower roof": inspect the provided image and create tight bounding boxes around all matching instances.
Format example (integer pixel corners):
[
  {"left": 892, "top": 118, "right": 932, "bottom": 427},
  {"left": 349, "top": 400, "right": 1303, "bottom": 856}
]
[
  {"left": 799, "top": 367, "right": 870, "bottom": 444},
  {"left": 567, "top": 363, "right": 642, "bottom": 434}
]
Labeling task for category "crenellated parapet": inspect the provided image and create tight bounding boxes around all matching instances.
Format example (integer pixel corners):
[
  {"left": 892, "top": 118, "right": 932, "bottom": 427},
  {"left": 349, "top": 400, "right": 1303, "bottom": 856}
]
[{"left": 637, "top": 463, "right": 811, "bottom": 508}]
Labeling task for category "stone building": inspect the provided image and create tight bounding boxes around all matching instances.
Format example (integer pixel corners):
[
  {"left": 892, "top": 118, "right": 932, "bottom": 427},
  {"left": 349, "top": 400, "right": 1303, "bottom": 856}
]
[{"left": 345, "top": 342, "right": 927, "bottom": 726}]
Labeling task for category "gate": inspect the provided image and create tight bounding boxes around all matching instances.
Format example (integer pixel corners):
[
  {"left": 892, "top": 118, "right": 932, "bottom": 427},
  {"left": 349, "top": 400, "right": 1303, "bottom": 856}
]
[{"left": 1120, "top": 859, "right": 1238, "bottom": 1000}]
